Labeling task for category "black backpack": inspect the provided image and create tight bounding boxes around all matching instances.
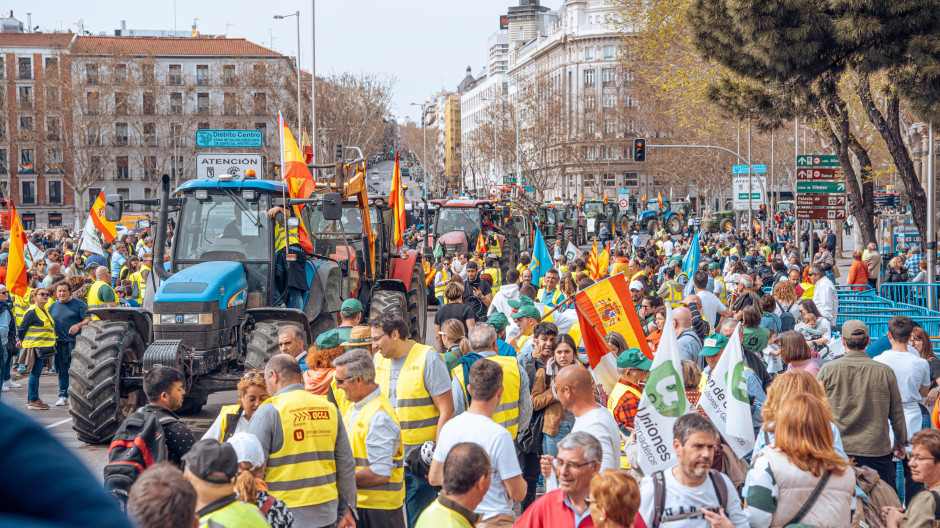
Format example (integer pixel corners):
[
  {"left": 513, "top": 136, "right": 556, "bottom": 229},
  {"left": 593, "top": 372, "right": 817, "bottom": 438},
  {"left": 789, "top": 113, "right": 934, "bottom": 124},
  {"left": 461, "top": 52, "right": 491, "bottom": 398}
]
[
  {"left": 1, "top": 303, "right": 16, "bottom": 356},
  {"left": 651, "top": 468, "right": 730, "bottom": 525},
  {"left": 103, "top": 408, "right": 176, "bottom": 508},
  {"left": 777, "top": 302, "right": 796, "bottom": 332}
]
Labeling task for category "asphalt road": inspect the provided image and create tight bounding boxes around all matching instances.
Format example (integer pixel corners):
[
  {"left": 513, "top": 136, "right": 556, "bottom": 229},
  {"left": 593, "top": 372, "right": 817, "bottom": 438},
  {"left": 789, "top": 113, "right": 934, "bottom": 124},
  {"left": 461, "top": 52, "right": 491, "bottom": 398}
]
[{"left": 368, "top": 159, "right": 420, "bottom": 202}]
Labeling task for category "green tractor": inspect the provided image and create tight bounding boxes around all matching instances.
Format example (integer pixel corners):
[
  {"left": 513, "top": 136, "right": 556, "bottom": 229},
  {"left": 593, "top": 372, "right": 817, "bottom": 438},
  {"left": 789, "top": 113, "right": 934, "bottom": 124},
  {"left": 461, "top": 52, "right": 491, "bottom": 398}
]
[
  {"left": 706, "top": 210, "right": 738, "bottom": 233},
  {"left": 581, "top": 200, "right": 620, "bottom": 241}
]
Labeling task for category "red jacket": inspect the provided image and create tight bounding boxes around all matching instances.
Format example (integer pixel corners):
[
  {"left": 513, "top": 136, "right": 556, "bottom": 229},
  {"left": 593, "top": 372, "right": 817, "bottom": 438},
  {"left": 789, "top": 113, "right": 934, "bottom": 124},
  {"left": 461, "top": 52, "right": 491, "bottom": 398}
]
[{"left": 515, "top": 489, "right": 595, "bottom": 528}]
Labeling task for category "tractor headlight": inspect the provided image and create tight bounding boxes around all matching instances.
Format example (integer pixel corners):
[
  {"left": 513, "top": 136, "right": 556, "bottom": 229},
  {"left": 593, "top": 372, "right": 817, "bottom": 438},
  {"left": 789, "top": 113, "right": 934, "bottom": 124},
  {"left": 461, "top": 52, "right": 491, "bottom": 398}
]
[
  {"left": 159, "top": 314, "right": 176, "bottom": 325},
  {"left": 182, "top": 313, "right": 213, "bottom": 325}
]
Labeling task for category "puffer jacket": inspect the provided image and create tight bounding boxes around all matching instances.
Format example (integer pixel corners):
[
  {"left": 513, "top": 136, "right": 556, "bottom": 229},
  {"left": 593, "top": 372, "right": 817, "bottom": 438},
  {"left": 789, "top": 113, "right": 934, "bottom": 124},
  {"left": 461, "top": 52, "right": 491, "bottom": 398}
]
[{"left": 757, "top": 448, "right": 856, "bottom": 527}]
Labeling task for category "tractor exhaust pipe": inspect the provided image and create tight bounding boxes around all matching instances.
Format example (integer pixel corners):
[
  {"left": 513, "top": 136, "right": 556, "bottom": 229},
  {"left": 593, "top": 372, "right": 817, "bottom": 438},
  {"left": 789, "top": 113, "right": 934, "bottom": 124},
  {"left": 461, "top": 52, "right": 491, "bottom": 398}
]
[{"left": 152, "top": 174, "right": 172, "bottom": 281}]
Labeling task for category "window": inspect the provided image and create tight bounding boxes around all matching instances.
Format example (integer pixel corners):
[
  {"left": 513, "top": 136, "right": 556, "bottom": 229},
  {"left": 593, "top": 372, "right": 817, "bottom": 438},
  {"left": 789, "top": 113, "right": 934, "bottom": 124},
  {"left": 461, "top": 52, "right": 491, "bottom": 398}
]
[
  {"left": 44, "top": 57, "right": 58, "bottom": 77},
  {"left": 117, "top": 187, "right": 130, "bottom": 201},
  {"left": 142, "top": 92, "right": 155, "bottom": 115},
  {"left": 168, "top": 64, "right": 182, "bottom": 85},
  {"left": 141, "top": 64, "right": 155, "bottom": 84},
  {"left": 115, "top": 92, "right": 128, "bottom": 114},
  {"left": 48, "top": 180, "right": 62, "bottom": 204},
  {"left": 17, "top": 57, "right": 31, "bottom": 79},
  {"left": 116, "top": 156, "right": 129, "bottom": 180},
  {"left": 0, "top": 121, "right": 5, "bottom": 140},
  {"left": 85, "top": 63, "right": 98, "bottom": 84},
  {"left": 45, "top": 87, "right": 56, "bottom": 104},
  {"left": 604, "top": 173, "right": 616, "bottom": 187},
  {"left": 604, "top": 45, "right": 617, "bottom": 60},
  {"left": 197, "top": 93, "right": 210, "bottom": 114},
  {"left": 198, "top": 122, "right": 210, "bottom": 130},
  {"left": 603, "top": 94, "right": 617, "bottom": 108},
  {"left": 585, "top": 47, "right": 594, "bottom": 61},
  {"left": 18, "top": 86, "right": 32, "bottom": 108},
  {"left": 587, "top": 122, "right": 595, "bottom": 134},
  {"left": 47, "top": 148, "right": 61, "bottom": 165},
  {"left": 252, "top": 64, "right": 265, "bottom": 84},
  {"left": 170, "top": 123, "right": 183, "bottom": 147},
  {"left": 85, "top": 92, "right": 99, "bottom": 114},
  {"left": 584, "top": 69, "right": 595, "bottom": 87},
  {"left": 223, "top": 93, "right": 236, "bottom": 116},
  {"left": 143, "top": 122, "right": 157, "bottom": 147},
  {"left": 144, "top": 156, "right": 157, "bottom": 178},
  {"left": 21, "top": 180, "right": 35, "bottom": 204},
  {"left": 584, "top": 173, "right": 596, "bottom": 186},
  {"left": 46, "top": 117, "right": 59, "bottom": 141},
  {"left": 144, "top": 188, "right": 152, "bottom": 200},
  {"left": 223, "top": 65, "right": 236, "bottom": 86},
  {"left": 624, "top": 172, "right": 639, "bottom": 186},
  {"left": 196, "top": 65, "right": 209, "bottom": 85},
  {"left": 255, "top": 123, "right": 267, "bottom": 144},
  {"left": 18, "top": 116, "right": 32, "bottom": 131},
  {"left": 623, "top": 71, "right": 635, "bottom": 83},
  {"left": 583, "top": 147, "right": 596, "bottom": 160},
  {"left": 170, "top": 92, "right": 182, "bottom": 114},
  {"left": 85, "top": 126, "right": 100, "bottom": 145},
  {"left": 585, "top": 95, "right": 596, "bottom": 111},
  {"left": 114, "top": 63, "right": 127, "bottom": 84},
  {"left": 253, "top": 92, "right": 266, "bottom": 115},
  {"left": 602, "top": 68, "right": 615, "bottom": 86},
  {"left": 604, "top": 120, "right": 615, "bottom": 134},
  {"left": 115, "top": 123, "right": 128, "bottom": 146},
  {"left": 88, "top": 188, "right": 101, "bottom": 205},
  {"left": 0, "top": 149, "right": 7, "bottom": 174}
]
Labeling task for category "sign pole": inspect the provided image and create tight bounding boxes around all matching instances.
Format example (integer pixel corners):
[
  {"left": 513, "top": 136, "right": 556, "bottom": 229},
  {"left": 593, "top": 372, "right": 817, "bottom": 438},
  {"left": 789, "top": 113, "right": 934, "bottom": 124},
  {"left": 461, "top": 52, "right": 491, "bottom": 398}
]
[
  {"left": 747, "top": 119, "right": 753, "bottom": 236},
  {"left": 929, "top": 123, "right": 936, "bottom": 309}
]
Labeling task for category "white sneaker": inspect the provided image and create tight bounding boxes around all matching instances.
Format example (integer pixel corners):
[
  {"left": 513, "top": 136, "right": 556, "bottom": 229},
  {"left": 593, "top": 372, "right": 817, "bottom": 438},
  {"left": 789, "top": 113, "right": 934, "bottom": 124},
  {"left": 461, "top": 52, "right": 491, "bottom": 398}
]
[
  {"left": 1, "top": 385, "right": 7, "bottom": 392},
  {"left": 55, "top": 396, "right": 68, "bottom": 407},
  {"left": 3, "top": 381, "right": 22, "bottom": 389}
]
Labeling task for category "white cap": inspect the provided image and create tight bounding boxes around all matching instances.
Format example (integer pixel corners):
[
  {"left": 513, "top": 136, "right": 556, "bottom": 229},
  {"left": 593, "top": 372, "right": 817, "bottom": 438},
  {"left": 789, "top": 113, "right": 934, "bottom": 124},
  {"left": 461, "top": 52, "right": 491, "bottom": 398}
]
[
  {"left": 227, "top": 432, "right": 265, "bottom": 471},
  {"left": 629, "top": 281, "right": 644, "bottom": 291}
]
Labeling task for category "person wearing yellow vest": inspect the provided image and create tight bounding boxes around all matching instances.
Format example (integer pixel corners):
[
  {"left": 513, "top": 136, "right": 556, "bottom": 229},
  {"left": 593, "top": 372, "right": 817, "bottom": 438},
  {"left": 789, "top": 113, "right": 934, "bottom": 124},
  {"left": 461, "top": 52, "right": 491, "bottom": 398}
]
[
  {"left": 245, "top": 354, "right": 358, "bottom": 528},
  {"left": 434, "top": 256, "right": 454, "bottom": 305},
  {"left": 87, "top": 267, "right": 118, "bottom": 320},
  {"left": 268, "top": 206, "right": 308, "bottom": 311},
  {"left": 516, "top": 252, "right": 532, "bottom": 276},
  {"left": 18, "top": 288, "right": 55, "bottom": 410},
  {"left": 415, "top": 443, "right": 491, "bottom": 528},
  {"left": 507, "top": 303, "right": 540, "bottom": 354},
  {"left": 708, "top": 261, "right": 728, "bottom": 302},
  {"left": 128, "top": 253, "right": 153, "bottom": 305},
  {"left": 535, "top": 269, "right": 565, "bottom": 307},
  {"left": 202, "top": 370, "right": 269, "bottom": 442},
  {"left": 482, "top": 257, "right": 502, "bottom": 295},
  {"left": 431, "top": 359, "right": 526, "bottom": 526},
  {"left": 332, "top": 349, "right": 407, "bottom": 528},
  {"left": 450, "top": 324, "right": 531, "bottom": 440},
  {"left": 608, "top": 348, "right": 651, "bottom": 470},
  {"left": 370, "top": 313, "right": 454, "bottom": 528},
  {"left": 181, "top": 439, "right": 269, "bottom": 528}
]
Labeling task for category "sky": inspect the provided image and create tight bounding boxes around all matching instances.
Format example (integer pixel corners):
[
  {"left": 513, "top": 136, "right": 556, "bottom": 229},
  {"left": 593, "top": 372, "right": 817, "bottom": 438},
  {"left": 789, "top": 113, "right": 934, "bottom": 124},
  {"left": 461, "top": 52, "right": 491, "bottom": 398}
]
[{"left": 9, "top": 0, "right": 529, "bottom": 123}]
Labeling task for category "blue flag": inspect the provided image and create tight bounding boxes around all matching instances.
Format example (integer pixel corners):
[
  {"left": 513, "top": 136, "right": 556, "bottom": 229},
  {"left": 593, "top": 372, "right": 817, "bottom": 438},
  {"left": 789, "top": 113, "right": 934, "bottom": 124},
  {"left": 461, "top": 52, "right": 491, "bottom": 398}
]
[
  {"left": 682, "top": 228, "right": 701, "bottom": 279},
  {"left": 531, "top": 226, "right": 552, "bottom": 284}
]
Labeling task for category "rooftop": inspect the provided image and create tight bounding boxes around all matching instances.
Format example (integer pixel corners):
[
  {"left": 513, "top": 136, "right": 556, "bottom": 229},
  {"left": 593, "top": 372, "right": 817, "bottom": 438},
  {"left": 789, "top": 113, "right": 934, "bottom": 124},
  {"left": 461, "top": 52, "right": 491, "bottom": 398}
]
[
  {"left": 0, "top": 32, "right": 74, "bottom": 48},
  {"left": 71, "top": 36, "right": 281, "bottom": 57}
]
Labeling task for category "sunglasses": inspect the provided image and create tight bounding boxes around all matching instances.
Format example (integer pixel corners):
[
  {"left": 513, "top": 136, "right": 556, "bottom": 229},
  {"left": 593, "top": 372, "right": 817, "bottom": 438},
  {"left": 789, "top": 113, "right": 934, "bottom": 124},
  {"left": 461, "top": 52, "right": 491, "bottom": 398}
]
[{"left": 243, "top": 372, "right": 263, "bottom": 380}]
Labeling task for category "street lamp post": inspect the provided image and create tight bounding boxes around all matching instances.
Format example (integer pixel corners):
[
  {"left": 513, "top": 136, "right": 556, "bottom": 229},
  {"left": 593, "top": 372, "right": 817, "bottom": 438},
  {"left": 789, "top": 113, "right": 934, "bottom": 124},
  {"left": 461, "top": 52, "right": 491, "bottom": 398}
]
[
  {"left": 310, "top": 0, "right": 317, "bottom": 161},
  {"left": 273, "top": 11, "right": 301, "bottom": 137},
  {"left": 410, "top": 102, "right": 430, "bottom": 199}
]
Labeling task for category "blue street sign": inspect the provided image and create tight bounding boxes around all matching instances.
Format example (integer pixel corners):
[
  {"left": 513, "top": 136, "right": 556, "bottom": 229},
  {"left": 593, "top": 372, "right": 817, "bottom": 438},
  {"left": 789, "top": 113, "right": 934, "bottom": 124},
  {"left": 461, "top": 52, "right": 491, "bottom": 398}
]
[
  {"left": 752, "top": 164, "right": 767, "bottom": 174},
  {"left": 732, "top": 164, "right": 767, "bottom": 175},
  {"left": 525, "top": 186, "right": 534, "bottom": 192},
  {"left": 196, "top": 129, "right": 264, "bottom": 148}
]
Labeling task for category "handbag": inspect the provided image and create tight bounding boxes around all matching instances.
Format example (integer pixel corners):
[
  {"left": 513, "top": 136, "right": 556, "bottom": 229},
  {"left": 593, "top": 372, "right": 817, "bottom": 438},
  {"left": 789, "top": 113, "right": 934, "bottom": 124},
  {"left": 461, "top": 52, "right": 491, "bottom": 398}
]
[
  {"left": 516, "top": 408, "right": 545, "bottom": 454},
  {"left": 35, "top": 347, "right": 56, "bottom": 360}
]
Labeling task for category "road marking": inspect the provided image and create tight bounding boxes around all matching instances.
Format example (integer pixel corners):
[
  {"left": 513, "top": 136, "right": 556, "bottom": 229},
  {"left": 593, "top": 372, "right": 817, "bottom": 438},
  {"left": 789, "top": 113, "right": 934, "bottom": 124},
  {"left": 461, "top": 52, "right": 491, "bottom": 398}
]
[{"left": 45, "top": 418, "right": 72, "bottom": 429}]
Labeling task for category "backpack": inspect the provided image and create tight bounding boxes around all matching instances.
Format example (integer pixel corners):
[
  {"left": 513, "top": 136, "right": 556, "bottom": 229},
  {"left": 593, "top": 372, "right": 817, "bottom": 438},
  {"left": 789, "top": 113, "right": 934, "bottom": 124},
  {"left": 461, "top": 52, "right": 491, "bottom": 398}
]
[
  {"left": 651, "top": 468, "right": 730, "bottom": 526},
  {"left": 103, "top": 408, "right": 176, "bottom": 508},
  {"left": 1, "top": 304, "right": 16, "bottom": 356},
  {"left": 852, "top": 466, "right": 902, "bottom": 528},
  {"left": 777, "top": 302, "right": 796, "bottom": 332}
]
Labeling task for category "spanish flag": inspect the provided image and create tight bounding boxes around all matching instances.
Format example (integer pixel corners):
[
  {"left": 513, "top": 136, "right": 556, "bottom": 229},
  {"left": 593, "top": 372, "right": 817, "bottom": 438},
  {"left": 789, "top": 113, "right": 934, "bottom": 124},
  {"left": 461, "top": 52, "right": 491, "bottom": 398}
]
[
  {"left": 6, "top": 202, "right": 28, "bottom": 297},
  {"left": 603, "top": 192, "right": 609, "bottom": 205},
  {"left": 642, "top": 193, "right": 647, "bottom": 203},
  {"left": 475, "top": 231, "right": 488, "bottom": 254},
  {"left": 657, "top": 192, "right": 663, "bottom": 209},
  {"left": 587, "top": 239, "right": 599, "bottom": 279},
  {"left": 301, "top": 127, "right": 314, "bottom": 164},
  {"left": 277, "top": 113, "right": 314, "bottom": 253},
  {"left": 90, "top": 191, "right": 118, "bottom": 242},
  {"left": 390, "top": 151, "right": 405, "bottom": 247},
  {"left": 597, "top": 242, "right": 610, "bottom": 279}
]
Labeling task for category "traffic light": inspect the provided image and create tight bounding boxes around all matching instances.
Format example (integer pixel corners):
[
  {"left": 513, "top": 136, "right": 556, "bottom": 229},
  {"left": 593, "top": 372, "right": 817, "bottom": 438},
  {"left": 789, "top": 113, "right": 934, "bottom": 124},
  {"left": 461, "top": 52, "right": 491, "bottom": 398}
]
[
  {"left": 633, "top": 138, "right": 646, "bottom": 163},
  {"left": 335, "top": 144, "right": 343, "bottom": 159}
]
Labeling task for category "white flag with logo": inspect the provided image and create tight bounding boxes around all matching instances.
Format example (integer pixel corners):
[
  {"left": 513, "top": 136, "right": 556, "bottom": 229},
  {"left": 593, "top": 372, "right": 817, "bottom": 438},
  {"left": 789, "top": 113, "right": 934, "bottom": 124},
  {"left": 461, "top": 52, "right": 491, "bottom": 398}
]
[
  {"left": 565, "top": 242, "right": 579, "bottom": 262},
  {"left": 78, "top": 214, "right": 106, "bottom": 256},
  {"left": 697, "top": 331, "right": 755, "bottom": 458},
  {"left": 634, "top": 306, "right": 687, "bottom": 475}
]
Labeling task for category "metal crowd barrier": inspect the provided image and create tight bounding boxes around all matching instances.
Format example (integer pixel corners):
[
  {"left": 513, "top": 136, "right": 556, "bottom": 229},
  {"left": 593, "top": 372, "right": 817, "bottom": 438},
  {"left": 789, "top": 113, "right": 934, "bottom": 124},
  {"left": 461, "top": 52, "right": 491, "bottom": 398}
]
[{"left": 879, "top": 283, "right": 940, "bottom": 311}]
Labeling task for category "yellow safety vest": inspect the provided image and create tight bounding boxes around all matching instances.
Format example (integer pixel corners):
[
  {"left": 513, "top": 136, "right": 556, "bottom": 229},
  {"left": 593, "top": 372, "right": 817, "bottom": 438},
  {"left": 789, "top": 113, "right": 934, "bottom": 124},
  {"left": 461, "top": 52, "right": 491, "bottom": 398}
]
[
  {"left": 434, "top": 269, "right": 451, "bottom": 303},
  {"left": 12, "top": 288, "right": 32, "bottom": 327},
  {"left": 606, "top": 381, "right": 640, "bottom": 469},
  {"left": 344, "top": 393, "right": 405, "bottom": 510},
  {"left": 129, "top": 265, "right": 151, "bottom": 303},
  {"left": 274, "top": 221, "right": 300, "bottom": 252},
  {"left": 375, "top": 343, "right": 440, "bottom": 446},
  {"left": 197, "top": 497, "right": 267, "bottom": 528},
  {"left": 664, "top": 283, "right": 682, "bottom": 307},
  {"left": 87, "top": 280, "right": 113, "bottom": 320},
  {"left": 22, "top": 305, "right": 55, "bottom": 349},
  {"left": 515, "top": 333, "right": 532, "bottom": 353},
  {"left": 536, "top": 288, "right": 563, "bottom": 306},
  {"left": 415, "top": 498, "right": 474, "bottom": 528},
  {"left": 216, "top": 404, "right": 242, "bottom": 443},
  {"left": 516, "top": 263, "right": 529, "bottom": 275},
  {"left": 568, "top": 322, "right": 583, "bottom": 350},
  {"left": 715, "top": 275, "right": 727, "bottom": 302},
  {"left": 452, "top": 355, "right": 522, "bottom": 439},
  {"left": 484, "top": 267, "right": 502, "bottom": 294},
  {"left": 263, "top": 389, "right": 339, "bottom": 509}
]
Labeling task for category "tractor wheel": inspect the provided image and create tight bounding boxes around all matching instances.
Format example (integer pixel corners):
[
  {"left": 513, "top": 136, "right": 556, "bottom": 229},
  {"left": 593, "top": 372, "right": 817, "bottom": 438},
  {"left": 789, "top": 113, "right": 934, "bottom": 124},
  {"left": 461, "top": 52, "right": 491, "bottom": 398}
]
[
  {"left": 722, "top": 218, "right": 735, "bottom": 232},
  {"left": 407, "top": 263, "right": 428, "bottom": 343},
  {"left": 563, "top": 228, "right": 573, "bottom": 244},
  {"left": 667, "top": 215, "right": 682, "bottom": 235},
  {"left": 645, "top": 219, "right": 659, "bottom": 234},
  {"left": 370, "top": 289, "right": 409, "bottom": 336},
  {"left": 245, "top": 321, "right": 297, "bottom": 371},
  {"left": 69, "top": 320, "right": 146, "bottom": 444}
]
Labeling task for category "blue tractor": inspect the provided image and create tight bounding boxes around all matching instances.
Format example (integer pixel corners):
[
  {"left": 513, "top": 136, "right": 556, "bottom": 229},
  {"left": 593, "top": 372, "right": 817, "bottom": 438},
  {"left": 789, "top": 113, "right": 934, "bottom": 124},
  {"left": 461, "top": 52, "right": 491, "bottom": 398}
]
[
  {"left": 69, "top": 164, "right": 426, "bottom": 444},
  {"left": 634, "top": 199, "right": 684, "bottom": 235}
]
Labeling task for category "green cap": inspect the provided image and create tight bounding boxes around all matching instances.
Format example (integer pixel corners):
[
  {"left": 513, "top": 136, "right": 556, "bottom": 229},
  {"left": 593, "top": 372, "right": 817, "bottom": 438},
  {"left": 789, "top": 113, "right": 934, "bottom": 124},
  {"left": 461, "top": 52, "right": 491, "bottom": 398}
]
[
  {"left": 340, "top": 299, "right": 363, "bottom": 315},
  {"left": 511, "top": 305, "right": 541, "bottom": 320},
  {"left": 668, "top": 257, "right": 682, "bottom": 266},
  {"left": 488, "top": 312, "right": 509, "bottom": 332},
  {"left": 315, "top": 329, "right": 342, "bottom": 350},
  {"left": 616, "top": 348, "right": 652, "bottom": 370},
  {"left": 508, "top": 295, "right": 534, "bottom": 309},
  {"left": 699, "top": 333, "right": 729, "bottom": 357},
  {"left": 708, "top": 262, "right": 720, "bottom": 270}
]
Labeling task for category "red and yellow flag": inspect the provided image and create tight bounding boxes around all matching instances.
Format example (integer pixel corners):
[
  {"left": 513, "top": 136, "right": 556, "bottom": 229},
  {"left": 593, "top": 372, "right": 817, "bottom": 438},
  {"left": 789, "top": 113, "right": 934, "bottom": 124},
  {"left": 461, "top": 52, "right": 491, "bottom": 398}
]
[
  {"left": 642, "top": 193, "right": 647, "bottom": 203},
  {"left": 278, "top": 113, "right": 314, "bottom": 253},
  {"left": 657, "top": 192, "right": 663, "bottom": 209},
  {"left": 603, "top": 192, "right": 609, "bottom": 205},
  {"left": 90, "top": 191, "right": 118, "bottom": 243},
  {"left": 587, "top": 239, "right": 599, "bottom": 279},
  {"left": 597, "top": 242, "right": 610, "bottom": 280},
  {"left": 6, "top": 202, "right": 28, "bottom": 297},
  {"left": 301, "top": 127, "right": 314, "bottom": 164},
  {"left": 574, "top": 273, "right": 652, "bottom": 359},
  {"left": 390, "top": 151, "right": 405, "bottom": 247},
  {"left": 475, "top": 231, "right": 488, "bottom": 254}
]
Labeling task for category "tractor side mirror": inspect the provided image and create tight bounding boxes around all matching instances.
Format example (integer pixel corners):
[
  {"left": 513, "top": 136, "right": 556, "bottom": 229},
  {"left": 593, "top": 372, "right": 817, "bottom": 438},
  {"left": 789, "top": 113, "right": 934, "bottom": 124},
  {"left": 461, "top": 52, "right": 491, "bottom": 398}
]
[
  {"left": 322, "top": 192, "right": 343, "bottom": 221},
  {"left": 138, "top": 219, "right": 151, "bottom": 230},
  {"left": 105, "top": 194, "right": 123, "bottom": 222}
]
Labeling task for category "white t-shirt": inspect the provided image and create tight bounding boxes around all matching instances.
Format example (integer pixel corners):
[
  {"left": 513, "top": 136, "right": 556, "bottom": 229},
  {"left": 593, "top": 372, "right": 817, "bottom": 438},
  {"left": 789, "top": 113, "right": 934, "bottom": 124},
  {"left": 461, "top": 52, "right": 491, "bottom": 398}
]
[
  {"left": 201, "top": 412, "right": 249, "bottom": 442},
  {"left": 638, "top": 468, "right": 748, "bottom": 527},
  {"left": 433, "top": 412, "right": 522, "bottom": 520},
  {"left": 571, "top": 406, "right": 622, "bottom": 473},
  {"left": 697, "top": 290, "right": 725, "bottom": 329},
  {"left": 663, "top": 239, "right": 675, "bottom": 257},
  {"left": 875, "top": 349, "right": 931, "bottom": 443}
]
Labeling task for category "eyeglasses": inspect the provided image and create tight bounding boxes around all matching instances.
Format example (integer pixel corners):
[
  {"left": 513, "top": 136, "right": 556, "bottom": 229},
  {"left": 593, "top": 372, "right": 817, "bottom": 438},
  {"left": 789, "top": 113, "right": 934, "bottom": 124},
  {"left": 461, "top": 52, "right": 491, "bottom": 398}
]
[
  {"left": 36, "top": 293, "right": 49, "bottom": 297},
  {"left": 243, "top": 372, "right": 262, "bottom": 380},
  {"left": 371, "top": 333, "right": 388, "bottom": 343},
  {"left": 334, "top": 375, "right": 355, "bottom": 385},
  {"left": 911, "top": 455, "right": 936, "bottom": 463},
  {"left": 551, "top": 458, "right": 594, "bottom": 472},
  {"left": 0, "top": 291, "right": 8, "bottom": 295}
]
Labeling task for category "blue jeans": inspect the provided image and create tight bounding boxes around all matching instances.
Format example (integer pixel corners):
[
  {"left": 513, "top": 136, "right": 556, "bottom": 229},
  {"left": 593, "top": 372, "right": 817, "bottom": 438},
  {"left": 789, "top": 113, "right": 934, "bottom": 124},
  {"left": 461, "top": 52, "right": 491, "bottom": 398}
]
[
  {"left": 287, "top": 287, "right": 305, "bottom": 310},
  {"left": 54, "top": 341, "right": 74, "bottom": 398},
  {"left": 27, "top": 353, "right": 46, "bottom": 403},
  {"left": 1, "top": 349, "right": 9, "bottom": 382},
  {"left": 404, "top": 468, "right": 438, "bottom": 528},
  {"left": 543, "top": 420, "right": 574, "bottom": 457}
]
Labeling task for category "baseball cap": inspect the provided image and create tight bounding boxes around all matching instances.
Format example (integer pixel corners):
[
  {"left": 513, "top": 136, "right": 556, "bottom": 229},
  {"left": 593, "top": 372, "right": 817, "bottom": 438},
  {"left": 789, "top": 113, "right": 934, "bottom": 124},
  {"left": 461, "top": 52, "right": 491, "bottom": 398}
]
[
  {"left": 841, "top": 320, "right": 869, "bottom": 340},
  {"left": 757, "top": 255, "right": 766, "bottom": 263},
  {"left": 488, "top": 312, "right": 509, "bottom": 332},
  {"left": 699, "top": 334, "right": 729, "bottom": 357},
  {"left": 340, "top": 298, "right": 363, "bottom": 315},
  {"left": 708, "top": 262, "right": 720, "bottom": 270},
  {"left": 466, "top": 260, "right": 479, "bottom": 270},
  {"left": 183, "top": 439, "right": 238, "bottom": 483},
  {"left": 508, "top": 295, "right": 534, "bottom": 309},
  {"left": 629, "top": 281, "right": 644, "bottom": 291},
  {"left": 730, "top": 255, "right": 739, "bottom": 261},
  {"left": 616, "top": 348, "right": 652, "bottom": 370},
  {"left": 227, "top": 432, "right": 265, "bottom": 471},
  {"left": 315, "top": 329, "right": 342, "bottom": 350},
  {"left": 511, "top": 305, "right": 541, "bottom": 320}
]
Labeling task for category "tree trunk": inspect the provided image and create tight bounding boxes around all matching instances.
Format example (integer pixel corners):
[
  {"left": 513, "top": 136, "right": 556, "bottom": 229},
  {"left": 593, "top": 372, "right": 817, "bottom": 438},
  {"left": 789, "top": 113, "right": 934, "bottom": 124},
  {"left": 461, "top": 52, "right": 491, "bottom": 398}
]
[
  {"left": 846, "top": 131, "right": 877, "bottom": 248},
  {"left": 820, "top": 96, "right": 865, "bottom": 257}
]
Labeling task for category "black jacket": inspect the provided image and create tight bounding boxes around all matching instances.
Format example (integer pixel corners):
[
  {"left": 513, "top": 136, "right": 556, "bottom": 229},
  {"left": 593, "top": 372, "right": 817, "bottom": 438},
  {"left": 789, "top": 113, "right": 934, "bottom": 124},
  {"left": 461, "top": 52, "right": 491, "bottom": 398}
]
[{"left": 141, "top": 404, "right": 195, "bottom": 468}]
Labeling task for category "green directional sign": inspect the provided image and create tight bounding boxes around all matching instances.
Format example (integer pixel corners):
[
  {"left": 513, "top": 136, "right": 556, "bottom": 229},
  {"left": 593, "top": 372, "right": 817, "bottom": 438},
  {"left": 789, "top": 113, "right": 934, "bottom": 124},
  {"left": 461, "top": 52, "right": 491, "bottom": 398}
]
[
  {"left": 737, "top": 193, "right": 761, "bottom": 200},
  {"left": 795, "top": 154, "right": 839, "bottom": 167},
  {"left": 797, "top": 180, "right": 846, "bottom": 193},
  {"left": 503, "top": 177, "right": 517, "bottom": 184}
]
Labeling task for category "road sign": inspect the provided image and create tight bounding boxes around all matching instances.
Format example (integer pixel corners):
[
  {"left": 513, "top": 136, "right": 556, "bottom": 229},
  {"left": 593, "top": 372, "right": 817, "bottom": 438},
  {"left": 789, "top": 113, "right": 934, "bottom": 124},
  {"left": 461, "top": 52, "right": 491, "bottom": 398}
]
[
  {"left": 618, "top": 198, "right": 629, "bottom": 210},
  {"left": 195, "top": 153, "right": 264, "bottom": 179},
  {"left": 796, "top": 181, "right": 846, "bottom": 194},
  {"left": 751, "top": 164, "right": 767, "bottom": 174},
  {"left": 796, "top": 195, "right": 847, "bottom": 208},
  {"left": 874, "top": 193, "right": 900, "bottom": 208},
  {"left": 796, "top": 167, "right": 844, "bottom": 180},
  {"left": 732, "top": 176, "right": 766, "bottom": 211},
  {"left": 796, "top": 209, "right": 847, "bottom": 220},
  {"left": 503, "top": 177, "right": 517, "bottom": 184},
  {"left": 732, "top": 164, "right": 768, "bottom": 175},
  {"left": 195, "top": 129, "right": 264, "bottom": 148},
  {"left": 618, "top": 188, "right": 630, "bottom": 195},
  {"left": 524, "top": 186, "right": 534, "bottom": 192},
  {"left": 521, "top": 177, "right": 528, "bottom": 184},
  {"left": 796, "top": 154, "right": 839, "bottom": 167}
]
